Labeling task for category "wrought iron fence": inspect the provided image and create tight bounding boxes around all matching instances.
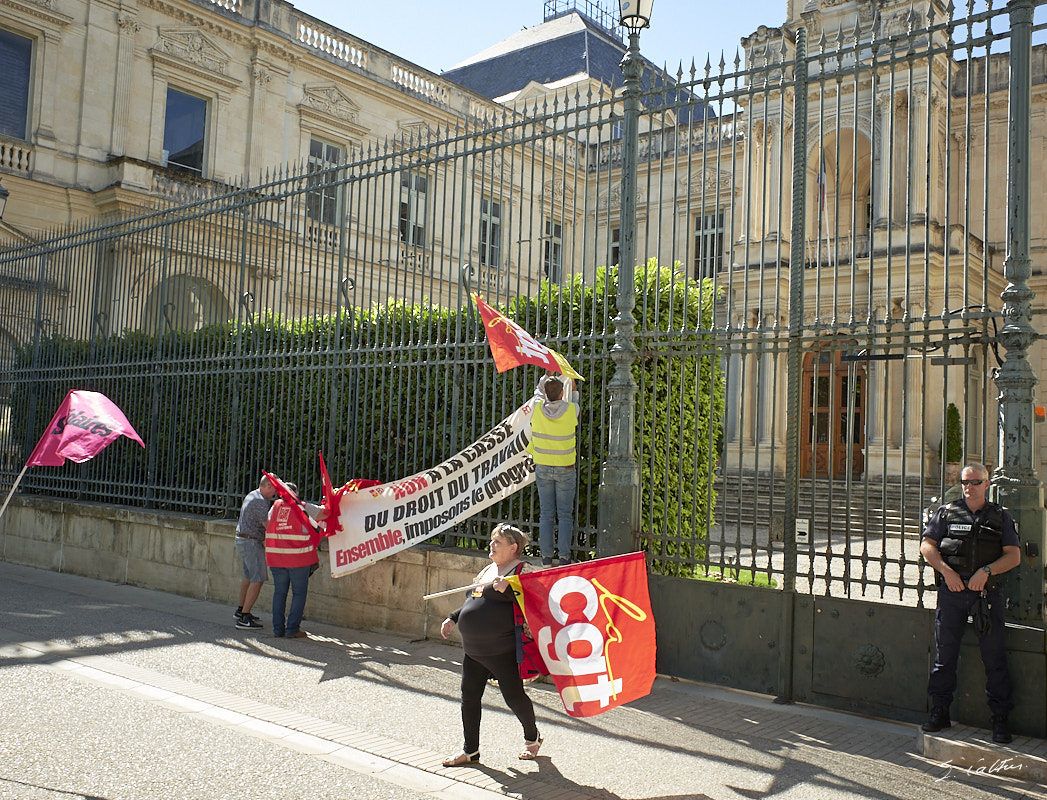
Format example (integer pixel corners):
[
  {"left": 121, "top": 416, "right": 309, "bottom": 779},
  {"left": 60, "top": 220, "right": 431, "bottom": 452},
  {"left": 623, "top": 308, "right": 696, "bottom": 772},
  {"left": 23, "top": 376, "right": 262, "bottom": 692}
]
[{"left": 1, "top": 2, "right": 1043, "bottom": 604}]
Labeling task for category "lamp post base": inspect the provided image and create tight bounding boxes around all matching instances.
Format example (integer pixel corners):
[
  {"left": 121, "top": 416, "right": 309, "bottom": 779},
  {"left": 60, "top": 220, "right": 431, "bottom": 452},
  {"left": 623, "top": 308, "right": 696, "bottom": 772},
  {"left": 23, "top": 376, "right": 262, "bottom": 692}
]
[{"left": 597, "top": 459, "right": 640, "bottom": 558}]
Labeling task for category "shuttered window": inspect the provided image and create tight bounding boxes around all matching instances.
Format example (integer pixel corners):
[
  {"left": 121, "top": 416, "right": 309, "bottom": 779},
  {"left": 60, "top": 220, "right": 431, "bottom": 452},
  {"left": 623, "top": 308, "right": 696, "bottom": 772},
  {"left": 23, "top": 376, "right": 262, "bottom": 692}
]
[{"left": 0, "top": 29, "right": 32, "bottom": 140}]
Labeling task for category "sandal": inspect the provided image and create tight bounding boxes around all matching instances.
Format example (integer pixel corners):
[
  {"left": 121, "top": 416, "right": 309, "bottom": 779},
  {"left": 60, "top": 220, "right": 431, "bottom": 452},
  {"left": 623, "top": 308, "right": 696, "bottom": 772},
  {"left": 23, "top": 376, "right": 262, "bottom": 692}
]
[
  {"left": 442, "top": 750, "right": 480, "bottom": 767},
  {"left": 518, "top": 736, "right": 543, "bottom": 760}
]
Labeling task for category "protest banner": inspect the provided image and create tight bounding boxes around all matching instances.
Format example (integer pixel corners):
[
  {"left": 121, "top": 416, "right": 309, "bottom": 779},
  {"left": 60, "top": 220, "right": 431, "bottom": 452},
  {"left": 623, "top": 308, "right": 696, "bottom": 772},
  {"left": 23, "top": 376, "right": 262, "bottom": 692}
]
[
  {"left": 507, "top": 552, "right": 656, "bottom": 718},
  {"left": 326, "top": 400, "right": 537, "bottom": 577},
  {"left": 0, "top": 390, "right": 145, "bottom": 522}
]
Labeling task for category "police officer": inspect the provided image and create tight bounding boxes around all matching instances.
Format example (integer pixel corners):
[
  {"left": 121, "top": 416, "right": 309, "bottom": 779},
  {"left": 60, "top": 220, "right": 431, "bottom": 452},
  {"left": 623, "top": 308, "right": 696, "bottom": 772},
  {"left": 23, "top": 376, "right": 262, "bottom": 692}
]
[{"left": 920, "top": 462, "right": 1021, "bottom": 744}]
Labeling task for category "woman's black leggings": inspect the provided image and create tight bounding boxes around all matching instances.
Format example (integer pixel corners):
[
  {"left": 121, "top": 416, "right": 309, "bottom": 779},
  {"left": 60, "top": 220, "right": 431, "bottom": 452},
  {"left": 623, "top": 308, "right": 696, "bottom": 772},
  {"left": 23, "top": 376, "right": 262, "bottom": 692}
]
[{"left": 459, "top": 650, "right": 539, "bottom": 754}]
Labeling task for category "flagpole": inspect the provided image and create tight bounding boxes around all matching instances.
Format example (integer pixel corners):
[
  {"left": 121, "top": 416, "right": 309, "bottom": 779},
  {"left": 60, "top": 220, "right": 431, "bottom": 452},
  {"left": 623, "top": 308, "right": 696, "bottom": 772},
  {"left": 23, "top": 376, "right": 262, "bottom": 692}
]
[
  {"left": 0, "top": 463, "right": 29, "bottom": 524},
  {"left": 423, "top": 578, "right": 497, "bottom": 601}
]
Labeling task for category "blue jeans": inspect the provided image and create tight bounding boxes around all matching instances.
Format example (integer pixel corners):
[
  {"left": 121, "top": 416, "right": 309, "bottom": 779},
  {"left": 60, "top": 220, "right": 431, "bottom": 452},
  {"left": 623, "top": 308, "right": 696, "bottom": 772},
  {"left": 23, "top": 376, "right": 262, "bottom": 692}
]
[
  {"left": 270, "top": 565, "right": 312, "bottom": 636},
  {"left": 534, "top": 463, "right": 576, "bottom": 560}
]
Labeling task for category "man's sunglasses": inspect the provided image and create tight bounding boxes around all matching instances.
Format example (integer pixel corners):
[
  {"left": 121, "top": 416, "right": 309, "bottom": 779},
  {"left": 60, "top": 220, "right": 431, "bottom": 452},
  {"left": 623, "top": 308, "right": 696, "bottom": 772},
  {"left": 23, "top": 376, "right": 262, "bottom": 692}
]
[{"left": 960, "top": 479, "right": 986, "bottom": 486}]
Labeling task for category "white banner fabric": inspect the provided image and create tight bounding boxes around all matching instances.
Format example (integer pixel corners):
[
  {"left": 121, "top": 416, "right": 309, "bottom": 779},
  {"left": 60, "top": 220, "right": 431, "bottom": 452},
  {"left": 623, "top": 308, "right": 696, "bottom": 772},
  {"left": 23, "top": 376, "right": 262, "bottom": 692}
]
[{"left": 327, "top": 400, "right": 537, "bottom": 577}]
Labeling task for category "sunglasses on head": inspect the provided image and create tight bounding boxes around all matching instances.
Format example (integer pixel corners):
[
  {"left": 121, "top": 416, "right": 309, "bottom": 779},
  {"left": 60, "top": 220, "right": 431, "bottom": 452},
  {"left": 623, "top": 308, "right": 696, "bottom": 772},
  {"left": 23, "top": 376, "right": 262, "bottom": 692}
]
[{"left": 960, "top": 478, "right": 986, "bottom": 486}]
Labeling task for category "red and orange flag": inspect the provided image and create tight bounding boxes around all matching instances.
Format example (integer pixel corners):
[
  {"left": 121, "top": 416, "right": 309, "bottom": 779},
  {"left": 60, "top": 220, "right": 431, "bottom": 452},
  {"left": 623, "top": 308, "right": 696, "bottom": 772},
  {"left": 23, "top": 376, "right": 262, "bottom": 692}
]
[{"left": 474, "top": 294, "right": 582, "bottom": 380}]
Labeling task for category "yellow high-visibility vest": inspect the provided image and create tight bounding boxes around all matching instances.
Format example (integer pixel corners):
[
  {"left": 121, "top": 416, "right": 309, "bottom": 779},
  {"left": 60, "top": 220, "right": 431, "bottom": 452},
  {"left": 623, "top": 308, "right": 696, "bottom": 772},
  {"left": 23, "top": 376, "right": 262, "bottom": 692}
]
[{"left": 528, "top": 400, "right": 577, "bottom": 466}]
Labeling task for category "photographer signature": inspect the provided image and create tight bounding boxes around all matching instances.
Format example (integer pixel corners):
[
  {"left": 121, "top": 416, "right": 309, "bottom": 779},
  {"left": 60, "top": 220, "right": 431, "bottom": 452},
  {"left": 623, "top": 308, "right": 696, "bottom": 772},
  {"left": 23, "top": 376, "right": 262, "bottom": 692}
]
[{"left": 935, "top": 756, "right": 1025, "bottom": 782}]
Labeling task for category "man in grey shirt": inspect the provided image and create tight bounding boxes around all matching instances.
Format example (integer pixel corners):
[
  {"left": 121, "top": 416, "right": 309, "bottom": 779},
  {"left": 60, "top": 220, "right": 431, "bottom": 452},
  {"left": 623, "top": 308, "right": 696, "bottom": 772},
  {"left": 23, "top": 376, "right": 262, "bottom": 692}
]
[{"left": 234, "top": 475, "right": 277, "bottom": 628}]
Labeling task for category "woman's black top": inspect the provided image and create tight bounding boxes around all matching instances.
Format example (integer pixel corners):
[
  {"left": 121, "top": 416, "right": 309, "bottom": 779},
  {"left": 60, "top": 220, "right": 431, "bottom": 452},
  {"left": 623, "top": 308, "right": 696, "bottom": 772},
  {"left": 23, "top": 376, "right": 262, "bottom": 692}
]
[{"left": 450, "top": 564, "right": 518, "bottom": 658}]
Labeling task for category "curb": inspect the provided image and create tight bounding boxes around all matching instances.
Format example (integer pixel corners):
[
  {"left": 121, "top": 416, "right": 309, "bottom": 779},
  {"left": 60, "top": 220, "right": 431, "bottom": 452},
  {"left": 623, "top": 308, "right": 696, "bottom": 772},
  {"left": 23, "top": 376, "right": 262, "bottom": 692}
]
[{"left": 919, "top": 725, "right": 1047, "bottom": 784}]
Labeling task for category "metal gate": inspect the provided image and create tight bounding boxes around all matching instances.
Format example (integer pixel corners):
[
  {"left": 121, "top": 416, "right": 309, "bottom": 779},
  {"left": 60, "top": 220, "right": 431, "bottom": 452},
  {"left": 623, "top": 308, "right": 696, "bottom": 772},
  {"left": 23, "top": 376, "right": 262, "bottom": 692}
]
[{"left": 1, "top": 1, "right": 1044, "bottom": 726}]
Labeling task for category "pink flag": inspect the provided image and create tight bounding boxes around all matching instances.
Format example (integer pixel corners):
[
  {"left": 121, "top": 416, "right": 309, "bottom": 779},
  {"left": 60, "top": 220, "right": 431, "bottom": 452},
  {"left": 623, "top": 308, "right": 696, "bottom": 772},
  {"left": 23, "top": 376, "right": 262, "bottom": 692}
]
[{"left": 26, "top": 390, "right": 145, "bottom": 467}]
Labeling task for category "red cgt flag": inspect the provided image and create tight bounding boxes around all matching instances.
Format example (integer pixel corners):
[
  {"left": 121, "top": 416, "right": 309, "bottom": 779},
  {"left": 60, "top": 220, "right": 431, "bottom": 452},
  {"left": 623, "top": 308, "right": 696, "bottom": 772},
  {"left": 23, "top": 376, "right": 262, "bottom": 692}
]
[
  {"left": 26, "top": 390, "right": 144, "bottom": 467},
  {"left": 474, "top": 294, "right": 582, "bottom": 380},
  {"left": 508, "top": 551, "right": 656, "bottom": 718}
]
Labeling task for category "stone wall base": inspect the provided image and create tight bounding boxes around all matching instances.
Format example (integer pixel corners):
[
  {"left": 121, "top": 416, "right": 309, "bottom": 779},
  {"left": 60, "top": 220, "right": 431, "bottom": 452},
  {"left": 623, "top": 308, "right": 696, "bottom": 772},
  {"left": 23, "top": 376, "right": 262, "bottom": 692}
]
[{"left": 0, "top": 496, "right": 486, "bottom": 643}]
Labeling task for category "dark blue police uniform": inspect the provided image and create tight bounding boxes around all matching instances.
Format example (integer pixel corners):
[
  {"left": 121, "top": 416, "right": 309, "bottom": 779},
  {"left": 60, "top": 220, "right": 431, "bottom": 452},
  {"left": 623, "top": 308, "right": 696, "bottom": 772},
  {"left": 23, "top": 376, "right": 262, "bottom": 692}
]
[{"left": 924, "top": 499, "right": 1019, "bottom": 715}]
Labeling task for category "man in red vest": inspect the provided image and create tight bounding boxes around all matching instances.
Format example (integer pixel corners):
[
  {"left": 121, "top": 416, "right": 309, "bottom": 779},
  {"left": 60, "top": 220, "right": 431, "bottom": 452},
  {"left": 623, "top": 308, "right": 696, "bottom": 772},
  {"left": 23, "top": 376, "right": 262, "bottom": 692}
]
[{"left": 264, "top": 482, "right": 326, "bottom": 638}]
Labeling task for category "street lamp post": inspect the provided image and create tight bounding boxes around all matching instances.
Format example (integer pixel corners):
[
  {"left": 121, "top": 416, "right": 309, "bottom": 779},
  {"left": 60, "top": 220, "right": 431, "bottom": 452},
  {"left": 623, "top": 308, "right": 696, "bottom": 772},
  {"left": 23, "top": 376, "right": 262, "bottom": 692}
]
[
  {"left": 597, "top": 0, "right": 653, "bottom": 558},
  {"left": 997, "top": 0, "right": 1044, "bottom": 623}
]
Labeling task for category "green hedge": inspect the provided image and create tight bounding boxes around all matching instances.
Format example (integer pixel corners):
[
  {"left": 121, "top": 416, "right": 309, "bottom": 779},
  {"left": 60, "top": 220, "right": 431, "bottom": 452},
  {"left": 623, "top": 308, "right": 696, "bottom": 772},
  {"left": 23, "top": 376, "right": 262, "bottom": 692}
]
[{"left": 10, "top": 261, "right": 724, "bottom": 567}]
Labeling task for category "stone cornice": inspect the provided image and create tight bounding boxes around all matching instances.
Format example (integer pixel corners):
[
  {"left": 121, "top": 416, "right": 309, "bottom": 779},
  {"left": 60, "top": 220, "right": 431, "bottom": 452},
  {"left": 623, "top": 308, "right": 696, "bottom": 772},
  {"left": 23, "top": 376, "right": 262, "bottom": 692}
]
[
  {"left": 300, "top": 85, "right": 360, "bottom": 124},
  {"left": 139, "top": 0, "right": 253, "bottom": 49},
  {"left": 155, "top": 27, "right": 231, "bottom": 72},
  {"left": 297, "top": 89, "right": 368, "bottom": 140},
  {"left": 1, "top": 0, "right": 72, "bottom": 28},
  {"left": 140, "top": 0, "right": 304, "bottom": 65},
  {"left": 150, "top": 48, "right": 242, "bottom": 91}
]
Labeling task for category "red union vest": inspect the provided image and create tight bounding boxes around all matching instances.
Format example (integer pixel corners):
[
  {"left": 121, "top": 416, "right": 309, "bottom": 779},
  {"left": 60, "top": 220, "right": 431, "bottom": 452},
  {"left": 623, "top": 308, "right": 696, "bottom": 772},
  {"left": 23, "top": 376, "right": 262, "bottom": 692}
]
[{"left": 264, "top": 500, "right": 320, "bottom": 568}]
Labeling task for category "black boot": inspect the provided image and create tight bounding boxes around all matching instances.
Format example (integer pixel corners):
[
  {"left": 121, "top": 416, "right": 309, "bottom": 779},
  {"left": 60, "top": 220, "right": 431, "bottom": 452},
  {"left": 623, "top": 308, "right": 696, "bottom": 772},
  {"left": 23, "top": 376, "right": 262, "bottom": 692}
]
[
  {"left": 992, "top": 714, "right": 1012, "bottom": 744},
  {"left": 921, "top": 706, "right": 951, "bottom": 732}
]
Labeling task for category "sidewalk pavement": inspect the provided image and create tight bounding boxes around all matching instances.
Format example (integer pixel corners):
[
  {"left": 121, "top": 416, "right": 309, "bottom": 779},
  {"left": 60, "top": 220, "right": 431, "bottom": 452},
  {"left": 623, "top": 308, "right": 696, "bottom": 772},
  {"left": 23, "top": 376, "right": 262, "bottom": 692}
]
[{"left": 0, "top": 560, "right": 1044, "bottom": 800}]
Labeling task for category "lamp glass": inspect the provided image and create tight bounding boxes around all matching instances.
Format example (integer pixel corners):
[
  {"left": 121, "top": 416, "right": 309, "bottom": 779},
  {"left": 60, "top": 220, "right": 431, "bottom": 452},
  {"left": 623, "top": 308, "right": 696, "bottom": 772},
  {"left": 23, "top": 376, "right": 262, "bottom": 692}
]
[
  {"left": 619, "top": 0, "right": 654, "bottom": 31},
  {"left": 0, "top": 182, "right": 8, "bottom": 220}
]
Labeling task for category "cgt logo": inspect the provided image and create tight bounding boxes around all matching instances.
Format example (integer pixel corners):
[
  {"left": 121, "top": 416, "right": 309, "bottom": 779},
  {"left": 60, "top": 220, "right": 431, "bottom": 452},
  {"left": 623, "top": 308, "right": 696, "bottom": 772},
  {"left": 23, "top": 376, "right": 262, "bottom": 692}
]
[{"left": 535, "top": 574, "right": 647, "bottom": 713}]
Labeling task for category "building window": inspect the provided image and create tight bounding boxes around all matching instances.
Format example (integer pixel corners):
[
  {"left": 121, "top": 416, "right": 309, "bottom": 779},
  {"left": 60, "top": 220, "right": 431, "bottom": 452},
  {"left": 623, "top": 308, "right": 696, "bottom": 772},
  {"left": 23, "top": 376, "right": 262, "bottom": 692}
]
[
  {"left": 163, "top": 87, "right": 207, "bottom": 175},
  {"left": 479, "top": 197, "right": 501, "bottom": 268},
  {"left": 693, "top": 210, "right": 724, "bottom": 278},
  {"left": 307, "top": 138, "right": 344, "bottom": 226},
  {"left": 610, "top": 226, "right": 620, "bottom": 267},
  {"left": 399, "top": 171, "right": 427, "bottom": 247},
  {"left": 543, "top": 219, "right": 562, "bottom": 281},
  {"left": 0, "top": 28, "right": 32, "bottom": 140}
]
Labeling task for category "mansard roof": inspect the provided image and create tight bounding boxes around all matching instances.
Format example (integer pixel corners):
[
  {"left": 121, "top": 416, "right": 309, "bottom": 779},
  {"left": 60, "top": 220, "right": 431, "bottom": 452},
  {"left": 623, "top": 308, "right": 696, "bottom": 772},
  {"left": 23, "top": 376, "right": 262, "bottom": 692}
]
[{"left": 443, "top": 12, "right": 708, "bottom": 120}]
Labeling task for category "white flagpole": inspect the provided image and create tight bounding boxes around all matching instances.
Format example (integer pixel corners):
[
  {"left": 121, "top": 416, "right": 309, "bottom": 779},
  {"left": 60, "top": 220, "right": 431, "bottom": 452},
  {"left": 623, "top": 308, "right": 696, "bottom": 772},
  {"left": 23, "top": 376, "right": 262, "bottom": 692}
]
[
  {"left": 423, "top": 578, "right": 497, "bottom": 601},
  {"left": 0, "top": 463, "right": 30, "bottom": 523}
]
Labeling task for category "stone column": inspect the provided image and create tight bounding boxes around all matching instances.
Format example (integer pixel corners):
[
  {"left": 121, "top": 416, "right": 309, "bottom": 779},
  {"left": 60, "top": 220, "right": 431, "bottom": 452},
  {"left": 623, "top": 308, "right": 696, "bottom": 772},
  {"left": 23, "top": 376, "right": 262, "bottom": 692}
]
[
  {"left": 908, "top": 86, "right": 929, "bottom": 219},
  {"left": 765, "top": 120, "right": 782, "bottom": 235},
  {"left": 35, "top": 30, "right": 63, "bottom": 146},
  {"left": 873, "top": 93, "right": 894, "bottom": 224},
  {"left": 904, "top": 303, "right": 925, "bottom": 455},
  {"left": 864, "top": 308, "right": 886, "bottom": 450},
  {"left": 246, "top": 56, "right": 275, "bottom": 177},
  {"left": 743, "top": 311, "right": 760, "bottom": 446},
  {"left": 928, "top": 89, "right": 946, "bottom": 222},
  {"left": 111, "top": 11, "right": 141, "bottom": 158},
  {"left": 749, "top": 120, "right": 766, "bottom": 240}
]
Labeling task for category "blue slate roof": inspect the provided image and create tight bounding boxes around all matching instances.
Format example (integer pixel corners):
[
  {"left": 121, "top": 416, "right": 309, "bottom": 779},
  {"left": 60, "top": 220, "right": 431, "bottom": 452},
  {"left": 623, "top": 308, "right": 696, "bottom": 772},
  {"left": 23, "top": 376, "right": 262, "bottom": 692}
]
[{"left": 443, "top": 12, "right": 710, "bottom": 121}]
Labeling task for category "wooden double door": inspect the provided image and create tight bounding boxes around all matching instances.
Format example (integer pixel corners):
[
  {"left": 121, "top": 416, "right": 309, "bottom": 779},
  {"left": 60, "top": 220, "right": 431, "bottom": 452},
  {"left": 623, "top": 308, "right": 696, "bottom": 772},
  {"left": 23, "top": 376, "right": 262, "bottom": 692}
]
[{"left": 800, "top": 348, "right": 866, "bottom": 479}]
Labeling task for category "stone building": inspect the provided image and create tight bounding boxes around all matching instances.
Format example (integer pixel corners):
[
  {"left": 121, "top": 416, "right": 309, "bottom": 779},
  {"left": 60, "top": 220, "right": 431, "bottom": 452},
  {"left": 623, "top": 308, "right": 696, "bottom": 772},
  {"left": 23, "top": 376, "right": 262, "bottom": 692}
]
[{"left": 0, "top": 0, "right": 1043, "bottom": 485}]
